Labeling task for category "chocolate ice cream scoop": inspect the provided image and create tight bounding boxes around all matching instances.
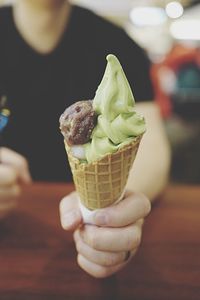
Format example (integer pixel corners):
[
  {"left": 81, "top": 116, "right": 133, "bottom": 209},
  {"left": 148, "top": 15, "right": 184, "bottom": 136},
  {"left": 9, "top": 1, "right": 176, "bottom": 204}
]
[{"left": 59, "top": 100, "right": 97, "bottom": 146}]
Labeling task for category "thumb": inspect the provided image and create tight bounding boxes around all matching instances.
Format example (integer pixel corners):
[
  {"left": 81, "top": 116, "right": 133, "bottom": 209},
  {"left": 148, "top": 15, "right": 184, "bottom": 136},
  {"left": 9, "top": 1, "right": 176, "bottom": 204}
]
[{"left": 59, "top": 191, "right": 82, "bottom": 231}]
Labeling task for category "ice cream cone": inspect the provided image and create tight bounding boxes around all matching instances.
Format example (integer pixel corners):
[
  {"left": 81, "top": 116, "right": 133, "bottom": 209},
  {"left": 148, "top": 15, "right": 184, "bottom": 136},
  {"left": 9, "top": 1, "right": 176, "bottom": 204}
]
[{"left": 65, "top": 135, "right": 142, "bottom": 210}]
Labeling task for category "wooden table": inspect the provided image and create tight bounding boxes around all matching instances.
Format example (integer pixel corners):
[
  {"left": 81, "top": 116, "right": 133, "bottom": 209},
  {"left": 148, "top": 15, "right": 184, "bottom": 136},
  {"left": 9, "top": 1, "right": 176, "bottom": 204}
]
[{"left": 0, "top": 183, "right": 200, "bottom": 300}]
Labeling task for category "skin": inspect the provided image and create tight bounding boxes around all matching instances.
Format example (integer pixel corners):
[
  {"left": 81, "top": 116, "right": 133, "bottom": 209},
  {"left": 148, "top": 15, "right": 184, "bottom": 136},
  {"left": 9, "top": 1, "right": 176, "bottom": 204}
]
[
  {"left": 0, "top": 0, "right": 171, "bottom": 277},
  {"left": 13, "top": 0, "right": 71, "bottom": 54},
  {"left": 127, "top": 102, "right": 171, "bottom": 200},
  {"left": 0, "top": 148, "right": 31, "bottom": 219},
  {"left": 60, "top": 191, "right": 150, "bottom": 278}
]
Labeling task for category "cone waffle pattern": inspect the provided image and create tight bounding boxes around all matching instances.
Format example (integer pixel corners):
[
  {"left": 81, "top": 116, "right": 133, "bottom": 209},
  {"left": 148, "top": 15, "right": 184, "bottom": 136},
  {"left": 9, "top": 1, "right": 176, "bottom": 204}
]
[{"left": 66, "top": 136, "right": 142, "bottom": 210}]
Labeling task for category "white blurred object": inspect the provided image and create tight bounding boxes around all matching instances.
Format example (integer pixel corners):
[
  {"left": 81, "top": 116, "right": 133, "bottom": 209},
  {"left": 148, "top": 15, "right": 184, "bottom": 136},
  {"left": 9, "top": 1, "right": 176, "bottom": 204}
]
[
  {"left": 166, "top": 1, "right": 184, "bottom": 19},
  {"left": 71, "top": 145, "right": 86, "bottom": 159},
  {"left": 70, "top": 0, "right": 133, "bottom": 17},
  {"left": 126, "top": 18, "right": 172, "bottom": 59},
  {"left": 130, "top": 6, "right": 167, "bottom": 26},
  {"left": 158, "top": 67, "right": 177, "bottom": 94},
  {"left": 170, "top": 19, "right": 200, "bottom": 40},
  {"left": 170, "top": 3, "right": 200, "bottom": 42},
  {"left": 126, "top": 1, "right": 173, "bottom": 60}
]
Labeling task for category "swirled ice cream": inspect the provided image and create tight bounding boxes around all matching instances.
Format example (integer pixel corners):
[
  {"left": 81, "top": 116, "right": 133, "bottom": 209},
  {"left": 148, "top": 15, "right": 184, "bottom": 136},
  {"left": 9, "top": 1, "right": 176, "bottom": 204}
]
[{"left": 60, "top": 54, "right": 146, "bottom": 163}]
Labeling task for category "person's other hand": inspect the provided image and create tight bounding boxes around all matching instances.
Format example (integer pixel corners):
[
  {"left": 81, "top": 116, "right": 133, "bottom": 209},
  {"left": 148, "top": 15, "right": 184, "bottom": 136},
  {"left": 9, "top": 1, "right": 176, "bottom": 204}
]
[
  {"left": 59, "top": 191, "right": 151, "bottom": 278},
  {"left": 0, "top": 147, "right": 32, "bottom": 218}
]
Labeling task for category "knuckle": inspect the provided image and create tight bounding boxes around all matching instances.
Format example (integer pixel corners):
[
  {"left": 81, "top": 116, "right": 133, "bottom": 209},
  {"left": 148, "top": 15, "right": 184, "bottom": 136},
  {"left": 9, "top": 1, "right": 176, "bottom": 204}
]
[
  {"left": 12, "top": 185, "right": 21, "bottom": 197},
  {"left": 75, "top": 240, "right": 81, "bottom": 253},
  {"left": 77, "top": 254, "right": 115, "bottom": 279},
  {"left": 73, "top": 230, "right": 79, "bottom": 242},
  {"left": 127, "top": 228, "right": 141, "bottom": 250},
  {"left": 134, "top": 231, "right": 142, "bottom": 248},
  {"left": 59, "top": 192, "right": 78, "bottom": 214},
  {"left": 145, "top": 199, "right": 151, "bottom": 215},
  {"left": 88, "top": 229, "right": 98, "bottom": 249},
  {"left": 19, "top": 156, "right": 28, "bottom": 169},
  {"left": 0, "top": 166, "right": 17, "bottom": 184},
  {"left": 126, "top": 236, "right": 134, "bottom": 250},
  {"left": 108, "top": 254, "right": 118, "bottom": 266},
  {"left": 59, "top": 194, "right": 73, "bottom": 210},
  {"left": 107, "top": 253, "right": 123, "bottom": 266},
  {"left": 96, "top": 267, "right": 110, "bottom": 279},
  {"left": 59, "top": 197, "right": 66, "bottom": 213},
  {"left": 140, "top": 194, "right": 151, "bottom": 216}
]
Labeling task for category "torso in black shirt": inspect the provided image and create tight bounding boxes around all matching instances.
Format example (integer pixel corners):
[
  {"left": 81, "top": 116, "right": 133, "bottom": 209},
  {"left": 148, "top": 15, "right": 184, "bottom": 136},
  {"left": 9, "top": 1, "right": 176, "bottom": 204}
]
[{"left": 0, "top": 5, "right": 153, "bottom": 182}]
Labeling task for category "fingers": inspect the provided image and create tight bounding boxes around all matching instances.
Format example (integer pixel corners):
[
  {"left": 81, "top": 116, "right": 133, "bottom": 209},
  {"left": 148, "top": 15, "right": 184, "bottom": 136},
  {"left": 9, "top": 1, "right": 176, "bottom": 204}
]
[
  {"left": 59, "top": 192, "right": 83, "bottom": 231},
  {"left": 93, "top": 191, "right": 151, "bottom": 228},
  {"left": 59, "top": 190, "right": 150, "bottom": 278},
  {"left": 73, "top": 221, "right": 141, "bottom": 278},
  {"left": 77, "top": 221, "right": 143, "bottom": 252},
  {"left": 0, "top": 165, "right": 21, "bottom": 197},
  {"left": 94, "top": 192, "right": 151, "bottom": 227},
  {"left": 0, "top": 166, "right": 19, "bottom": 216},
  {"left": 77, "top": 254, "right": 127, "bottom": 278},
  {"left": 1, "top": 148, "right": 32, "bottom": 184},
  {"left": 74, "top": 230, "right": 130, "bottom": 267},
  {"left": 0, "top": 183, "right": 20, "bottom": 197},
  {"left": 0, "top": 164, "right": 18, "bottom": 186},
  {"left": 0, "top": 148, "right": 31, "bottom": 218}
]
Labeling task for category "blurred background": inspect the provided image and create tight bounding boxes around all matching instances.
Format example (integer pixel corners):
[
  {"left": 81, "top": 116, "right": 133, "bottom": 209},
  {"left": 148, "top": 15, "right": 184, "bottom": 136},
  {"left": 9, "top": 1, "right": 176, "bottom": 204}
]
[
  {"left": 2, "top": 0, "right": 199, "bottom": 61},
  {"left": 1, "top": 0, "right": 200, "bottom": 183}
]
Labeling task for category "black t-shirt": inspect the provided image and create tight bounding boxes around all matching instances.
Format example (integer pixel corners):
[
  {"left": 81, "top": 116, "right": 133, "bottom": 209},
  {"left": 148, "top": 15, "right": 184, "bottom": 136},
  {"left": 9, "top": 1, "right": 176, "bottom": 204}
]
[{"left": 0, "top": 5, "right": 153, "bottom": 182}]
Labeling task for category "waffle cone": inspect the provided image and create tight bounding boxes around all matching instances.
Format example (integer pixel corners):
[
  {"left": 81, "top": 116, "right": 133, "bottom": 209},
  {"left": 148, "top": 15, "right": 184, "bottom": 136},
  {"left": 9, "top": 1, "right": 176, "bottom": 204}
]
[{"left": 65, "top": 136, "right": 142, "bottom": 210}]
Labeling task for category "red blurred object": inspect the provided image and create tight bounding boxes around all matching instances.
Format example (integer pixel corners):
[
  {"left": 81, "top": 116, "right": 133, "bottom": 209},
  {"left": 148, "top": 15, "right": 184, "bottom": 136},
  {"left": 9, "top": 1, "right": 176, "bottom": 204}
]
[{"left": 151, "top": 44, "right": 200, "bottom": 118}]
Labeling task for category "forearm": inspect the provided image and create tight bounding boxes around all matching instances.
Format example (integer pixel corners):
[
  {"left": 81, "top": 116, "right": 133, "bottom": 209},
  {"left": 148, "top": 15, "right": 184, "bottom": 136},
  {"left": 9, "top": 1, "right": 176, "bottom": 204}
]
[
  {"left": 127, "top": 143, "right": 170, "bottom": 201},
  {"left": 126, "top": 102, "right": 171, "bottom": 202}
]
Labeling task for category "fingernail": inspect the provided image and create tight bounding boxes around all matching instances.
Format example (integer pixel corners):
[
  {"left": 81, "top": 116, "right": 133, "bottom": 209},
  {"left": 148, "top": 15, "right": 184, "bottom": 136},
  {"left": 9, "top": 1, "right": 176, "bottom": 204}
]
[
  {"left": 94, "top": 213, "right": 108, "bottom": 225},
  {"left": 62, "top": 210, "right": 78, "bottom": 229}
]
